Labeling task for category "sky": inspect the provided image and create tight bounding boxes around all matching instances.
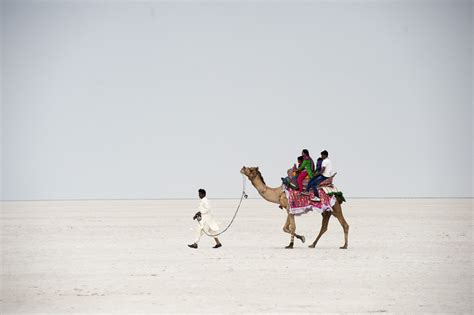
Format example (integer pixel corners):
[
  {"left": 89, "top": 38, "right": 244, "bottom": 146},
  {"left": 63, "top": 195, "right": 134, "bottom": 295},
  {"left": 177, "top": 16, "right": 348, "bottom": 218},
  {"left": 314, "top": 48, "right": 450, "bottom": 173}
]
[{"left": 1, "top": 0, "right": 473, "bottom": 200}]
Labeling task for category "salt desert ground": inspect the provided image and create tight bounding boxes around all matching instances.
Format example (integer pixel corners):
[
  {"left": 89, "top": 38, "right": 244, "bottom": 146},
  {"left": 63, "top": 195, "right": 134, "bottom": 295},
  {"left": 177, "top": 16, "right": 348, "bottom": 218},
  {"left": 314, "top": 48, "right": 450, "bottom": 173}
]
[{"left": 1, "top": 199, "right": 472, "bottom": 313}]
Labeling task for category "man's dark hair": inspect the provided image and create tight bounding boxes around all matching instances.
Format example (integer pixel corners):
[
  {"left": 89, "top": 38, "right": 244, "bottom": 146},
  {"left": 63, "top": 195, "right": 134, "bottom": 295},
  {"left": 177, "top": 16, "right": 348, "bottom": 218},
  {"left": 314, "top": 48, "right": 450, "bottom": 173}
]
[
  {"left": 321, "top": 150, "right": 329, "bottom": 157},
  {"left": 198, "top": 189, "right": 206, "bottom": 197},
  {"left": 297, "top": 155, "right": 304, "bottom": 162},
  {"left": 302, "top": 149, "right": 309, "bottom": 156}
]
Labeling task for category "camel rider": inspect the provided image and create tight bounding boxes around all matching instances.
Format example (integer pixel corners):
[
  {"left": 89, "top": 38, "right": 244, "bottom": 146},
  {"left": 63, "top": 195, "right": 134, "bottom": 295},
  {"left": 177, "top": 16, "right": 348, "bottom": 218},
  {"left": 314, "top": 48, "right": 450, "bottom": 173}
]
[
  {"left": 307, "top": 150, "right": 333, "bottom": 202},
  {"left": 302, "top": 149, "right": 316, "bottom": 173},
  {"left": 281, "top": 155, "right": 304, "bottom": 187},
  {"left": 298, "top": 149, "right": 315, "bottom": 193},
  {"left": 188, "top": 189, "right": 222, "bottom": 249}
]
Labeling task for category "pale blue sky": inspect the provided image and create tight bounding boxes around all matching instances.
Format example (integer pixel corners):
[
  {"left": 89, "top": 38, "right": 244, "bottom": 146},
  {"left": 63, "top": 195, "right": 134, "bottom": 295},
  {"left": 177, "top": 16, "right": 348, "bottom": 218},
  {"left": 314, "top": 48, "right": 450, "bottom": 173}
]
[{"left": 1, "top": 0, "right": 473, "bottom": 199}]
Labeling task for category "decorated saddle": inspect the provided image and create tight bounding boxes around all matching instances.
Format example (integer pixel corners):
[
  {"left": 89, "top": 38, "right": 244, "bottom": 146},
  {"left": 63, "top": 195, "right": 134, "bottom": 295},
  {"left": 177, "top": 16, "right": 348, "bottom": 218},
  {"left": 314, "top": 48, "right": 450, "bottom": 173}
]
[{"left": 282, "top": 167, "right": 346, "bottom": 216}]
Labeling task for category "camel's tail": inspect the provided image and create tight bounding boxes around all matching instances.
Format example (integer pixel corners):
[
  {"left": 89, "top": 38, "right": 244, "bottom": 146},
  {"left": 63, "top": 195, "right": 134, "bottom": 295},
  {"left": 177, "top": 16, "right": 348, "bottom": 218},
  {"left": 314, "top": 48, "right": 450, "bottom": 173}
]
[{"left": 327, "top": 191, "right": 346, "bottom": 204}]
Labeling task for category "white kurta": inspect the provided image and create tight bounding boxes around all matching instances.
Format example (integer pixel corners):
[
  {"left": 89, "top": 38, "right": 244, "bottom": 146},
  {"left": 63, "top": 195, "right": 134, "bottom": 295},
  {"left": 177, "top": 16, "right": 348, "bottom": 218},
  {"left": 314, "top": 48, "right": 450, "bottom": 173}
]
[{"left": 194, "top": 197, "right": 220, "bottom": 243}]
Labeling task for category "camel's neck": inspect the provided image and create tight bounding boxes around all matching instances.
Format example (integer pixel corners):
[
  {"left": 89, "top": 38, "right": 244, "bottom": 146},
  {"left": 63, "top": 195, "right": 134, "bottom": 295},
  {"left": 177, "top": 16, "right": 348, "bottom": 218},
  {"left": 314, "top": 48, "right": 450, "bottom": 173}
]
[
  {"left": 251, "top": 176, "right": 267, "bottom": 195},
  {"left": 250, "top": 176, "right": 282, "bottom": 204}
]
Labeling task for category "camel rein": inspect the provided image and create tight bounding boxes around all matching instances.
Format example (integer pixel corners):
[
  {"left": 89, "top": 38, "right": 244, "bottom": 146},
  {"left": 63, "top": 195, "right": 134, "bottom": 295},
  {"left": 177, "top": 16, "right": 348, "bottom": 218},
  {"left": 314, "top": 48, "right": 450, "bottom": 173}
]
[{"left": 201, "top": 174, "right": 248, "bottom": 237}]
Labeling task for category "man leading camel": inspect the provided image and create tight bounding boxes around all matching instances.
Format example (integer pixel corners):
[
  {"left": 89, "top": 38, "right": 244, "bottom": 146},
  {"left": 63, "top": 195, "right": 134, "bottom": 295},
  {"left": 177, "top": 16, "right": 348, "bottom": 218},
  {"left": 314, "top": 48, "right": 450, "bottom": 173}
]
[{"left": 188, "top": 189, "right": 222, "bottom": 249}]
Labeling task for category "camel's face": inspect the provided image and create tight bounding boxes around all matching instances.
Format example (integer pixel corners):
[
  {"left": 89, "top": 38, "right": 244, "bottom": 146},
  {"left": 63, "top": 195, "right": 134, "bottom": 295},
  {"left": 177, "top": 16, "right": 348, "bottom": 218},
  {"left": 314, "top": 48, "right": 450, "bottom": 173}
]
[{"left": 240, "top": 166, "right": 259, "bottom": 179}]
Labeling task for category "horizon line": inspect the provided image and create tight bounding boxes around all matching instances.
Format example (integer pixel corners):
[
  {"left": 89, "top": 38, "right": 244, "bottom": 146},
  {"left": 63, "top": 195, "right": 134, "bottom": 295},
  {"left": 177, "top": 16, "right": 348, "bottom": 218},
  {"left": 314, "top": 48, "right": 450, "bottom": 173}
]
[{"left": 1, "top": 197, "right": 473, "bottom": 202}]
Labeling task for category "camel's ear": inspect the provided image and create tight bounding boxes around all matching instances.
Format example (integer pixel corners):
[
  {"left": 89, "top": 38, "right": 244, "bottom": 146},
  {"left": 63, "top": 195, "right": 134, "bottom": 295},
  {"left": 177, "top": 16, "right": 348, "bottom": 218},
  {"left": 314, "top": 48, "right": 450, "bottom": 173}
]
[{"left": 256, "top": 167, "right": 259, "bottom": 171}]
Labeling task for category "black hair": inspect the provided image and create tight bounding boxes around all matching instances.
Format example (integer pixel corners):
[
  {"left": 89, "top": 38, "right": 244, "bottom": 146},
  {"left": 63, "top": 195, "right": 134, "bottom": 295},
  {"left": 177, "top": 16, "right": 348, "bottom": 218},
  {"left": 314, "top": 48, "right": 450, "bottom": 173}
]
[
  {"left": 302, "top": 149, "right": 309, "bottom": 155},
  {"left": 297, "top": 155, "right": 304, "bottom": 162},
  {"left": 198, "top": 189, "right": 206, "bottom": 197},
  {"left": 321, "top": 150, "right": 328, "bottom": 157}
]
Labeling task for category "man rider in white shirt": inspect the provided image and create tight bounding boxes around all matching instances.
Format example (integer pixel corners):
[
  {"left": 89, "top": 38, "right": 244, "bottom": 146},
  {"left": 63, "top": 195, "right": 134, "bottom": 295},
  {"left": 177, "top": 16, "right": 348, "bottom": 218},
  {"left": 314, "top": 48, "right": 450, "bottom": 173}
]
[{"left": 307, "top": 150, "right": 333, "bottom": 202}]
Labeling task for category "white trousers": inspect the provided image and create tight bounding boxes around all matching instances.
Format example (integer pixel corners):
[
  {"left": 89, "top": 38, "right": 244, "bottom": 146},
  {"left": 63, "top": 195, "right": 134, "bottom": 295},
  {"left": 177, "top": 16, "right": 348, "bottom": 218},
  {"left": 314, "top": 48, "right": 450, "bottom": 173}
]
[{"left": 194, "top": 223, "right": 217, "bottom": 243}]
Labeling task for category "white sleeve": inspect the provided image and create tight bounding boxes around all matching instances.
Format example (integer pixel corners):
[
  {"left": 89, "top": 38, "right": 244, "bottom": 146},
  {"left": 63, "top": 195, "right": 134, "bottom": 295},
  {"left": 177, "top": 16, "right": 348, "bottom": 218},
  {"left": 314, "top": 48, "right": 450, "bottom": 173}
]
[
  {"left": 321, "top": 159, "right": 328, "bottom": 168},
  {"left": 197, "top": 199, "right": 210, "bottom": 214}
]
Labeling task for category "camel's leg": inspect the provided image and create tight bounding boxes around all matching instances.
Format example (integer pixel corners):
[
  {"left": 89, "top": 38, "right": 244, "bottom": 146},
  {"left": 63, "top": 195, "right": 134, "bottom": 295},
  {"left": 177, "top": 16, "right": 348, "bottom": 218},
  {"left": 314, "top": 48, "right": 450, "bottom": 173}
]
[
  {"left": 285, "top": 214, "right": 296, "bottom": 248},
  {"left": 332, "top": 201, "right": 349, "bottom": 249},
  {"left": 308, "top": 211, "right": 331, "bottom": 248},
  {"left": 280, "top": 195, "right": 304, "bottom": 248},
  {"left": 291, "top": 214, "right": 305, "bottom": 244},
  {"left": 285, "top": 214, "right": 305, "bottom": 248},
  {"left": 282, "top": 215, "right": 291, "bottom": 234},
  {"left": 282, "top": 213, "right": 305, "bottom": 248},
  {"left": 282, "top": 214, "right": 295, "bottom": 248}
]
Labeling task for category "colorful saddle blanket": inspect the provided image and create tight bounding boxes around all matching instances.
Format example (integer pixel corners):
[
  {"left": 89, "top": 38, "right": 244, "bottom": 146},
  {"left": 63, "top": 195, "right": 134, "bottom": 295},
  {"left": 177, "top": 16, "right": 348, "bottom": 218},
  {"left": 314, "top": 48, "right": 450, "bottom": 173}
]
[{"left": 285, "top": 187, "right": 337, "bottom": 216}]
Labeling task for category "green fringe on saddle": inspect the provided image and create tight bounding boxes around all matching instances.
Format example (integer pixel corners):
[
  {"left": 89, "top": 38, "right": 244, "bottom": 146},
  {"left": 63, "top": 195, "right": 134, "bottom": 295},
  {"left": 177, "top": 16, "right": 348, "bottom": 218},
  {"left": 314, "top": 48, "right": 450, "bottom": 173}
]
[{"left": 327, "top": 191, "right": 346, "bottom": 204}]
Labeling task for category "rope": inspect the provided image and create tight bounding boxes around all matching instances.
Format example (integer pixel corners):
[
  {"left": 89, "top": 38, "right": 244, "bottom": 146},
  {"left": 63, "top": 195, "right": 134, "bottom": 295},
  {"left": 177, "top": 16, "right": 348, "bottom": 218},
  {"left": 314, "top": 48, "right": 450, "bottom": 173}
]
[{"left": 200, "top": 174, "right": 247, "bottom": 237}]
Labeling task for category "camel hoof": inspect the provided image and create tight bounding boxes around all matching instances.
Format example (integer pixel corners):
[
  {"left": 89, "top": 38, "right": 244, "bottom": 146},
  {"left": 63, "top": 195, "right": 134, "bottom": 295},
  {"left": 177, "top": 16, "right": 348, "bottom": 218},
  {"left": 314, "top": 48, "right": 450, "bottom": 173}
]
[
  {"left": 308, "top": 244, "right": 316, "bottom": 248},
  {"left": 285, "top": 243, "right": 294, "bottom": 249},
  {"left": 297, "top": 235, "right": 305, "bottom": 243},
  {"left": 339, "top": 245, "right": 348, "bottom": 249}
]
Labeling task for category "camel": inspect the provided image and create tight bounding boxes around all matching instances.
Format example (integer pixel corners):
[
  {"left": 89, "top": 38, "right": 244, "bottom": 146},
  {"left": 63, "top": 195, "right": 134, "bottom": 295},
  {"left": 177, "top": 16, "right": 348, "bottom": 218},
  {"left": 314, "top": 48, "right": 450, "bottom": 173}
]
[{"left": 240, "top": 166, "right": 349, "bottom": 249}]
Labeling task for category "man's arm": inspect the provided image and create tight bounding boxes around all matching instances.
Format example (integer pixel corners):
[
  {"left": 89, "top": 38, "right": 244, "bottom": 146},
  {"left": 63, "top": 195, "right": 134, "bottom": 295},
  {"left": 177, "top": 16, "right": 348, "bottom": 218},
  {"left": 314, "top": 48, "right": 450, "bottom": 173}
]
[
  {"left": 315, "top": 159, "right": 330, "bottom": 177},
  {"left": 313, "top": 166, "right": 325, "bottom": 177}
]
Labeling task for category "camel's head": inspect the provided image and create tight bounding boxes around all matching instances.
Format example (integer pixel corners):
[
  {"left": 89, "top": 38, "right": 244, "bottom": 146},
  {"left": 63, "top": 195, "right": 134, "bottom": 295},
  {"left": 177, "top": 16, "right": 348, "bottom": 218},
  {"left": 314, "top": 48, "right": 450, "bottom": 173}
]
[
  {"left": 241, "top": 166, "right": 255, "bottom": 177},
  {"left": 240, "top": 166, "right": 263, "bottom": 183}
]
